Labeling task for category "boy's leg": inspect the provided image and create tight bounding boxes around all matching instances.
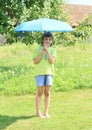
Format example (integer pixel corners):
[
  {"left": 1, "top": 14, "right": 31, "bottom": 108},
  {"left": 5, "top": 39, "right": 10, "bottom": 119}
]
[
  {"left": 44, "top": 86, "right": 51, "bottom": 118},
  {"left": 36, "top": 86, "right": 45, "bottom": 118}
]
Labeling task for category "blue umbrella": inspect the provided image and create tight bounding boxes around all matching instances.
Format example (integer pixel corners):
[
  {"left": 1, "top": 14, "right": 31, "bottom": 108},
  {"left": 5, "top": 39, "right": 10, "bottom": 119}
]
[{"left": 14, "top": 18, "right": 74, "bottom": 37}]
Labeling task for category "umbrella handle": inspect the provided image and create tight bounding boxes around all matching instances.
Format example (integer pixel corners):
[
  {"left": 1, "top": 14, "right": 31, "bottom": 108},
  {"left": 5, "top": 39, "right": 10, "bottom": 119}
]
[{"left": 20, "top": 31, "right": 23, "bottom": 38}]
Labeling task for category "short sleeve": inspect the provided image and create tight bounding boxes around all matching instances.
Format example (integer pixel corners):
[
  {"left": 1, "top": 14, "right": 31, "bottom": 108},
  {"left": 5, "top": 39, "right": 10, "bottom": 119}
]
[
  {"left": 51, "top": 47, "right": 56, "bottom": 58},
  {"left": 33, "top": 46, "right": 42, "bottom": 60}
]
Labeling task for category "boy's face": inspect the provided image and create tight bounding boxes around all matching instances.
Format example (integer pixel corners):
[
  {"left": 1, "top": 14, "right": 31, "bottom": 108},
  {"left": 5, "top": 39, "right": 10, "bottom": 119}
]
[{"left": 42, "top": 37, "right": 53, "bottom": 47}]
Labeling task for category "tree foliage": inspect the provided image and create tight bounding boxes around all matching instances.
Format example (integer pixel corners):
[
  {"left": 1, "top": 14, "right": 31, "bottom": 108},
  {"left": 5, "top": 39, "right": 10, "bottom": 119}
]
[
  {"left": 74, "top": 13, "right": 92, "bottom": 41},
  {"left": 0, "top": 0, "right": 69, "bottom": 43},
  {"left": 1, "top": 0, "right": 68, "bottom": 44}
]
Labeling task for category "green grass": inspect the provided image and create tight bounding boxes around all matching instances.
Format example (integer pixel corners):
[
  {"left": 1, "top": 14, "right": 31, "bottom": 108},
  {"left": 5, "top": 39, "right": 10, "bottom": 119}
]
[
  {"left": 54, "top": 43, "right": 92, "bottom": 91},
  {"left": 0, "top": 89, "right": 92, "bottom": 130},
  {"left": 0, "top": 43, "right": 92, "bottom": 95}
]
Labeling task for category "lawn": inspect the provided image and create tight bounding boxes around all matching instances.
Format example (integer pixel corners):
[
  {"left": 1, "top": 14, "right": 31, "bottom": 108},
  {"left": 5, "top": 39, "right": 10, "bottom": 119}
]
[{"left": 0, "top": 89, "right": 92, "bottom": 130}]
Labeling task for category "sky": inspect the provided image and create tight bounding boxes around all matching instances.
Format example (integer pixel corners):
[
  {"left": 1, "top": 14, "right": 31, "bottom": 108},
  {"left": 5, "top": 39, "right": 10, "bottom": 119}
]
[{"left": 64, "top": 0, "right": 92, "bottom": 5}]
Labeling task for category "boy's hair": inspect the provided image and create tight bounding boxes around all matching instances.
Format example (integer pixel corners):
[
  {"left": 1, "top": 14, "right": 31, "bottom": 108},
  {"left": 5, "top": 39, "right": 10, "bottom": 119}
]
[{"left": 42, "top": 32, "right": 53, "bottom": 46}]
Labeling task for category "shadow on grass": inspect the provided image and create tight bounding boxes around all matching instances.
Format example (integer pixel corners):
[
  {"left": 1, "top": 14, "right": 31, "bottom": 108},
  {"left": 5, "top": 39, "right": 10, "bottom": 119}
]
[{"left": 0, "top": 114, "right": 36, "bottom": 130}]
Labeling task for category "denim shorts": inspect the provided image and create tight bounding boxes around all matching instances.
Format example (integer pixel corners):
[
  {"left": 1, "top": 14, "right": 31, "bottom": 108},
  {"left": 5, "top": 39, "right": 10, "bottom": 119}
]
[{"left": 35, "top": 75, "right": 53, "bottom": 87}]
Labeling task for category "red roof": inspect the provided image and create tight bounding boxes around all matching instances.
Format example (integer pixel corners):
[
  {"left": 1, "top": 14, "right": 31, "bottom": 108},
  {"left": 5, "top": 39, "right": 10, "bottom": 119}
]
[{"left": 63, "top": 4, "right": 92, "bottom": 26}]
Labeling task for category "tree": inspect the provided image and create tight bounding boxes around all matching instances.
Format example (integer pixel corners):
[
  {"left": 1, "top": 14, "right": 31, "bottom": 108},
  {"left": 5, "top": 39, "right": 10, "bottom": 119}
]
[
  {"left": 73, "top": 13, "right": 92, "bottom": 42},
  {"left": 0, "top": 0, "right": 71, "bottom": 44}
]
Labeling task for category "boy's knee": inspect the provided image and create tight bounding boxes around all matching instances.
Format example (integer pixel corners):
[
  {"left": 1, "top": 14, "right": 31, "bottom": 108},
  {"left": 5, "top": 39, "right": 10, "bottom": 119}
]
[
  {"left": 37, "top": 92, "right": 43, "bottom": 97},
  {"left": 44, "top": 91, "right": 50, "bottom": 97}
]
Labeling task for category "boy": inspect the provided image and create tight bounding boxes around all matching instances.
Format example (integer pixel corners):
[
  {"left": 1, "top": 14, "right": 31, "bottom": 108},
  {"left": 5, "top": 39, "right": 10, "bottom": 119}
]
[{"left": 33, "top": 32, "right": 56, "bottom": 118}]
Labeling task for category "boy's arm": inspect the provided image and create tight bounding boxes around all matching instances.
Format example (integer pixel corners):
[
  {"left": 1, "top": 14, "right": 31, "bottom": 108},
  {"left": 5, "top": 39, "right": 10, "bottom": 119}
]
[
  {"left": 33, "top": 49, "right": 45, "bottom": 64},
  {"left": 47, "top": 51, "right": 55, "bottom": 64},
  {"left": 44, "top": 47, "right": 56, "bottom": 64}
]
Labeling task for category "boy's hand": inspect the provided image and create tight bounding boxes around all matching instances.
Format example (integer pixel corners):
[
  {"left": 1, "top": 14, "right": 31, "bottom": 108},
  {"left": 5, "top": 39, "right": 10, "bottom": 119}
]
[
  {"left": 41, "top": 48, "right": 46, "bottom": 55},
  {"left": 43, "top": 46, "right": 48, "bottom": 53}
]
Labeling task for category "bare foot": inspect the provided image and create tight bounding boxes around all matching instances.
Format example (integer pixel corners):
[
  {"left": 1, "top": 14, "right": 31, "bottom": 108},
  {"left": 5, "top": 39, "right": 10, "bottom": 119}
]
[
  {"left": 44, "top": 113, "right": 51, "bottom": 118},
  {"left": 36, "top": 113, "right": 45, "bottom": 118}
]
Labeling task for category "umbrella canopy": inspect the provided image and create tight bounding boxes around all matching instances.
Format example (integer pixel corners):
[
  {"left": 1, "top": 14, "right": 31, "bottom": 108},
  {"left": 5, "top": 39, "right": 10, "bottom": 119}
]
[{"left": 15, "top": 18, "right": 74, "bottom": 32}]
